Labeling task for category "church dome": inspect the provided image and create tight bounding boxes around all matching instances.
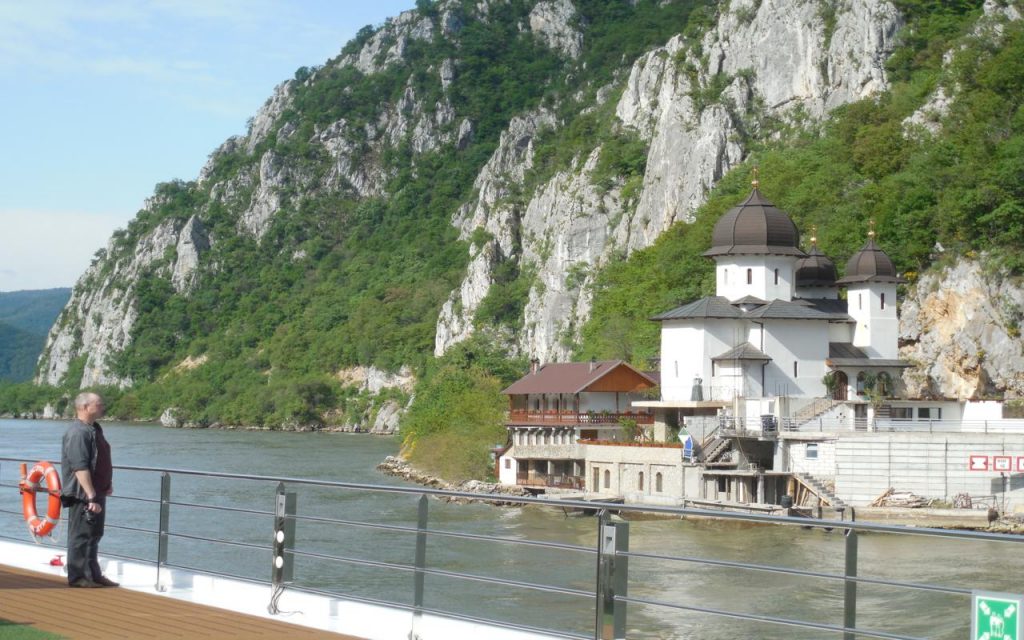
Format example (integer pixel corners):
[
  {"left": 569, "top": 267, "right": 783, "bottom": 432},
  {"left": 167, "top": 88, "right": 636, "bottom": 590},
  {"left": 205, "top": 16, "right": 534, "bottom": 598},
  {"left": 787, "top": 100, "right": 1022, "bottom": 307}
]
[
  {"left": 795, "top": 244, "right": 837, "bottom": 287},
  {"left": 704, "top": 189, "right": 805, "bottom": 258},
  {"left": 836, "top": 236, "right": 905, "bottom": 285}
]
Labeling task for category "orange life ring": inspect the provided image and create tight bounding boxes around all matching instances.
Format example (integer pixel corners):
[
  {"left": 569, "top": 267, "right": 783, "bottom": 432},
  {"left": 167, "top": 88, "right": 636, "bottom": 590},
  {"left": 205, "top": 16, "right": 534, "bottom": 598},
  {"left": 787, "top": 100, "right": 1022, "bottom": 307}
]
[{"left": 20, "top": 461, "right": 62, "bottom": 537}]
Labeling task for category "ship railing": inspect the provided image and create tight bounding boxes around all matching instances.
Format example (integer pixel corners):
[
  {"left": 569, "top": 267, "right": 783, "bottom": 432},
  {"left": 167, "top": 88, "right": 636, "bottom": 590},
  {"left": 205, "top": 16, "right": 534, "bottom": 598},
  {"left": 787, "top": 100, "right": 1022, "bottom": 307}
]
[{"left": 2, "top": 455, "right": 1022, "bottom": 640}]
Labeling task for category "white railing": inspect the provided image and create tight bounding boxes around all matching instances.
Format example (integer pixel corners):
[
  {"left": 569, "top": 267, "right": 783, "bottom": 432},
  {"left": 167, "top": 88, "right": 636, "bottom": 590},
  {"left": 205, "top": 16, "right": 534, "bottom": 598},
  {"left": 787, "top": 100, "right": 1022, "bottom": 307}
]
[{"left": 781, "top": 418, "right": 1024, "bottom": 434}]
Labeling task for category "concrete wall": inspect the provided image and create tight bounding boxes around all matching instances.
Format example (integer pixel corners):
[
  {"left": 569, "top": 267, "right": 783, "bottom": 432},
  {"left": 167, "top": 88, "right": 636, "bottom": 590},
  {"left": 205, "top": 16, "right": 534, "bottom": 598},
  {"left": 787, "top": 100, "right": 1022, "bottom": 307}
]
[
  {"left": 585, "top": 445, "right": 684, "bottom": 503},
  {"left": 784, "top": 438, "right": 838, "bottom": 477},
  {"left": 835, "top": 433, "right": 1024, "bottom": 509}
]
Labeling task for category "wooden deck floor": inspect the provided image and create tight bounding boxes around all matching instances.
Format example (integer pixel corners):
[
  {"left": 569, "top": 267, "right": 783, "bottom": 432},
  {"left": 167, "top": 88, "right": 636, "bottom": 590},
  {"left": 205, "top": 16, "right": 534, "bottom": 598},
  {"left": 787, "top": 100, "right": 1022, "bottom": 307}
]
[{"left": 0, "top": 565, "right": 361, "bottom": 639}]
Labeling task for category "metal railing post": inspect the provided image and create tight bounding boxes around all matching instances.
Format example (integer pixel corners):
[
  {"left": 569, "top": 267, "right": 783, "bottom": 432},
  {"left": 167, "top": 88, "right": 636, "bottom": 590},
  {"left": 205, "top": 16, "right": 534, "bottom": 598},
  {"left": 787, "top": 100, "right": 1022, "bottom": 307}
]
[
  {"left": 269, "top": 482, "right": 297, "bottom": 614},
  {"left": 155, "top": 472, "right": 170, "bottom": 592},
  {"left": 595, "top": 511, "right": 629, "bottom": 640},
  {"left": 411, "top": 494, "right": 428, "bottom": 639},
  {"left": 843, "top": 528, "right": 858, "bottom": 640}
]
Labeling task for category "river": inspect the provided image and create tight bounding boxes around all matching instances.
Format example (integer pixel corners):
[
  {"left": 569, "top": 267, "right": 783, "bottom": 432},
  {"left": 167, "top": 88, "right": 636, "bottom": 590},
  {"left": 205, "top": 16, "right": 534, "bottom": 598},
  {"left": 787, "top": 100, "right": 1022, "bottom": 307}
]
[{"left": 1, "top": 419, "right": 1020, "bottom": 639}]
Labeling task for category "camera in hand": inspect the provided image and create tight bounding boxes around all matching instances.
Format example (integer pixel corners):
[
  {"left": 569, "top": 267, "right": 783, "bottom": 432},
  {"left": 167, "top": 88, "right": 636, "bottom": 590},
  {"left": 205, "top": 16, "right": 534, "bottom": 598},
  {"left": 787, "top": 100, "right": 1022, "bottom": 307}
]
[{"left": 84, "top": 500, "right": 97, "bottom": 525}]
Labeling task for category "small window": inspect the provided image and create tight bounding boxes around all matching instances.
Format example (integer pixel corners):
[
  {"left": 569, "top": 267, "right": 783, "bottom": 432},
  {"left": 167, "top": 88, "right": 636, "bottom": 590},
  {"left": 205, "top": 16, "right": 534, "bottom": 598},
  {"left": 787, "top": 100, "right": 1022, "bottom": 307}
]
[
  {"left": 880, "top": 292, "right": 886, "bottom": 310},
  {"left": 711, "top": 361, "right": 716, "bottom": 377},
  {"left": 638, "top": 472, "right": 645, "bottom": 491},
  {"left": 604, "top": 470, "right": 611, "bottom": 489},
  {"left": 856, "top": 372, "right": 866, "bottom": 394},
  {"left": 593, "top": 468, "right": 599, "bottom": 490},
  {"left": 918, "top": 407, "right": 941, "bottom": 420},
  {"left": 674, "top": 360, "right": 679, "bottom": 378},
  {"left": 655, "top": 472, "right": 663, "bottom": 492},
  {"left": 858, "top": 293, "right": 863, "bottom": 310},
  {"left": 504, "top": 458, "right": 511, "bottom": 469},
  {"left": 746, "top": 268, "right": 753, "bottom": 284},
  {"left": 892, "top": 407, "right": 912, "bottom": 421},
  {"left": 806, "top": 443, "right": 819, "bottom": 459},
  {"left": 793, "top": 361, "right": 799, "bottom": 377},
  {"left": 724, "top": 269, "right": 729, "bottom": 285},
  {"left": 774, "top": 268, "right": 779, "bottom": 285}
]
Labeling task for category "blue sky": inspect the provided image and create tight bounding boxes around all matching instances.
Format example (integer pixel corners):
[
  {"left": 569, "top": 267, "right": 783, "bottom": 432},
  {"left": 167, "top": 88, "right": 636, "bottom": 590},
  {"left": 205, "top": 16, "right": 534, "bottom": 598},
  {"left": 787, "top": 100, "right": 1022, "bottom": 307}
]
[{"left": 0, "top": 0, "right": 416, "bottom": 291}]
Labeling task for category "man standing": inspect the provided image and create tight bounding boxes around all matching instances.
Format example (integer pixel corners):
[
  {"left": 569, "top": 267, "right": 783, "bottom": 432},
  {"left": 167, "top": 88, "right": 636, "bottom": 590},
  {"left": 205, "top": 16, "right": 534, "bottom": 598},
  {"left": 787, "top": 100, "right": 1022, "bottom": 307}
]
[{"left": 61, "top": 392, "right": 119, "bottom": 588}]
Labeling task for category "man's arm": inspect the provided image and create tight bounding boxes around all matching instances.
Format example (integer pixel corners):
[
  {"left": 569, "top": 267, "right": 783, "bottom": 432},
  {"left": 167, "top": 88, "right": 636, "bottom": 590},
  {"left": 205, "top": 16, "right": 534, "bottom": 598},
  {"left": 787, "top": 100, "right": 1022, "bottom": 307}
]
[{"left": 74, "top": 469, "right": 102, "bottom": 513}]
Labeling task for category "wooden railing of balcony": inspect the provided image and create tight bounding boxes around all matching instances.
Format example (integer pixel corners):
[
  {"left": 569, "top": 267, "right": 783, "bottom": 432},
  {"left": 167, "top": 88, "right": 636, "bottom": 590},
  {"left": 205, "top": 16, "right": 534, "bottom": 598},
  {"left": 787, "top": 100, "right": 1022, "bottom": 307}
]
[{"left": 507, "top": 410, "right": 653, "bottom": 425}]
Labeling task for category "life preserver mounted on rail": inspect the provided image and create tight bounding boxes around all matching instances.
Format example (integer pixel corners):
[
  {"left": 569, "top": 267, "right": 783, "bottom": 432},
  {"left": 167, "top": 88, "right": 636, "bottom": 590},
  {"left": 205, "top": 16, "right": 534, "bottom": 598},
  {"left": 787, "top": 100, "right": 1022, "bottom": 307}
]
[{"left": 19, "top": 461, "right": 62, "bottom": 538}]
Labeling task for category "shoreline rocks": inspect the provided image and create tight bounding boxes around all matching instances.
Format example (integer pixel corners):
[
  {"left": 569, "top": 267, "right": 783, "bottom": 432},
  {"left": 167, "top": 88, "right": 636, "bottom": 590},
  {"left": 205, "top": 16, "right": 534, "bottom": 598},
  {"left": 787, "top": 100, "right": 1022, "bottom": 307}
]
[{"left": 376, "top": 455, "right": 529, "bottom": 504}]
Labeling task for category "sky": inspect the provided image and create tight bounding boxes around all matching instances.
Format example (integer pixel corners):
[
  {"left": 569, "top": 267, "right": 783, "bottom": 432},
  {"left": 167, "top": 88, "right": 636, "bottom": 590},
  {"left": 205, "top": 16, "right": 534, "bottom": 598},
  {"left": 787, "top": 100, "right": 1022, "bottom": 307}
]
[{"left": 0, "top": 0, "right": 416, "bottom": 292}]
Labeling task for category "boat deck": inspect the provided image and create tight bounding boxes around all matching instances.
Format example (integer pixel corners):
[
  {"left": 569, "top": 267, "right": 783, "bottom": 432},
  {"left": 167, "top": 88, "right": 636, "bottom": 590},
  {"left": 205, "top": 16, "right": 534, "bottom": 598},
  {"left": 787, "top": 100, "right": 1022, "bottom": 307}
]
[{"left": 0, "top": 564, "right": 360, "bottom": 639}]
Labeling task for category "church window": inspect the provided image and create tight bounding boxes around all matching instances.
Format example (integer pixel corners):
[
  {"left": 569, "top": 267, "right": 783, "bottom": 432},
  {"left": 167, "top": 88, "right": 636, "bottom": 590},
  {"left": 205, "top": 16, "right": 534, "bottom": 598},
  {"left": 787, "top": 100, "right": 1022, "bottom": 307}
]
[
  {"left": 593, "top": 467, "right": 599, "bottom": 490},
  {"left": 604, "top": 470, "right": 611, "bottom": 489},
  {"left": 638, "top": 472, "right": 645, "bottom": 491},
  {"left": 793, "top": 361, "right": 799, "bottom": 377},
  {"left": 774, "top": 268, "right": 779, "bottom": 285},
  {"left": 746, "top": 268, "right": 753, "bottom": 284},
  {"left": 724, "top": 269, "right": 729, "bottom": 285},
  {"left": 858, "top": 294, "right": 863, "bottom": 310},
  {"left": 674, "top": 361, "right": 679, "bottom": 378},
  {"left": 880, "top": 293, "right": 886, "bottom": 310},
  {"left": 711, "top": 361, "right": 716, "bottom": 377},
  {"left": 655, "top": 472, "right": 663, "bottom": 492}
]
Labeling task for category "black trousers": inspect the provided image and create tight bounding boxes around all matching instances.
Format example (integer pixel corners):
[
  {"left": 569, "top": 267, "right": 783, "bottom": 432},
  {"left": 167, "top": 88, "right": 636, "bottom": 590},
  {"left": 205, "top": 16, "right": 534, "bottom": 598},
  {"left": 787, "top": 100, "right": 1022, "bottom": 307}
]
[{"left": 66, "top": 496, "right": 105, "bottom": 584}]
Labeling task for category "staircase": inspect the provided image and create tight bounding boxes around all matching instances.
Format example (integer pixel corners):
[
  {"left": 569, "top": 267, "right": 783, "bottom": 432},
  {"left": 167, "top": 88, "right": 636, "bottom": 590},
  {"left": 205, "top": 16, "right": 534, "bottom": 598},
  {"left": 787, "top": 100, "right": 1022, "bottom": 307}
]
[
  {"left": 701, "top": 437, "right": 732, "bottom": 464},
  {"left": 789, "top": 398, "right": 839, "bottom": 431},
  {"left": 795, "top": 473, "right": 847, "bottom": 509}
]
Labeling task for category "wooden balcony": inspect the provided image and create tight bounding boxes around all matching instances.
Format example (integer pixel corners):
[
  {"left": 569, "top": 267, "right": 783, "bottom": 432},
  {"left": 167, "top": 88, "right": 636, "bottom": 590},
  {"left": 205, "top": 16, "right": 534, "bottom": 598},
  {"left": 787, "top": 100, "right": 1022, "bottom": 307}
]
[{"left": 507, "top": 410, "right": 653, "bottom": 425}]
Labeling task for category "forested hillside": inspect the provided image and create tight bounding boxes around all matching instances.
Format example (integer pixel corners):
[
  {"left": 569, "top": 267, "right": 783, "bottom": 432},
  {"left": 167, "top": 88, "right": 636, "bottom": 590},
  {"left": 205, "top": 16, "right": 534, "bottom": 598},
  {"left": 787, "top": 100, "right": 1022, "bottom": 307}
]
[
  {"left": 4, "top": 0, "right": 1023, "bottom": 481},
  {"left": 0, "top": 289, "right": 70, "bottom": 382}
]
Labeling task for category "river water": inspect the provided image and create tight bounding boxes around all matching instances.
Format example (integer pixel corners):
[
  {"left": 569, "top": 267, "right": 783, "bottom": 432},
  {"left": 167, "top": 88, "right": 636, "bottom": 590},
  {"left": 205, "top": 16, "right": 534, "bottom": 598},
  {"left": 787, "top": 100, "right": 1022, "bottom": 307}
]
[{"left": 1, "top": 419, "right": 1020, "bottom": 639}]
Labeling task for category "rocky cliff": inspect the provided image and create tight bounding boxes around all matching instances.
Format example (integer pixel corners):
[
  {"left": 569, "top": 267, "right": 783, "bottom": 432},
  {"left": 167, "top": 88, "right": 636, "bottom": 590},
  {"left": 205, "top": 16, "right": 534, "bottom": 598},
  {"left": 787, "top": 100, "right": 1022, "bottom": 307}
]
[{"left": 435, "top": 0, "right": 901, "bottom": 362}]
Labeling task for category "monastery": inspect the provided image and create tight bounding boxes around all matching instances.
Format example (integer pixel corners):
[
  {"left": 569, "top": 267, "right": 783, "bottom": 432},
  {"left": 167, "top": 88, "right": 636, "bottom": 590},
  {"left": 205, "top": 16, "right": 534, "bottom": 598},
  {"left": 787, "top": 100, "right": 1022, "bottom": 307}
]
[{"left": 497, "top": 180, "right": 1024, "bottom": 512}]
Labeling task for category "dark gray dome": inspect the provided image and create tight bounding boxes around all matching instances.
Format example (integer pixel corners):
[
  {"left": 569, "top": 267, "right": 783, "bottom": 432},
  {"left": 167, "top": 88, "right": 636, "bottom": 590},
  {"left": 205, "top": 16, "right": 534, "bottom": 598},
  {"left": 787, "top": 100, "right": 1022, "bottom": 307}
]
[
  {"left": 704, "top": 189, "right": 805, "bottom": 258},
  {"left": 836, "top": 238, "right": 905, "bottom": 285},
  {"left": 795, "top": 245, "right": 838, "bottom": 287}
]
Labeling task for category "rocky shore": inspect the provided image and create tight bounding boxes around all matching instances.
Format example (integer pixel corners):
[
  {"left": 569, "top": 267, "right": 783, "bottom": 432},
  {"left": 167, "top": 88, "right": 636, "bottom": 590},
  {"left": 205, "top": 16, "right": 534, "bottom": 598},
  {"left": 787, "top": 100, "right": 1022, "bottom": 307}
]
[{"left": 376, "top": 456, "right": 530, "bottom": 505}]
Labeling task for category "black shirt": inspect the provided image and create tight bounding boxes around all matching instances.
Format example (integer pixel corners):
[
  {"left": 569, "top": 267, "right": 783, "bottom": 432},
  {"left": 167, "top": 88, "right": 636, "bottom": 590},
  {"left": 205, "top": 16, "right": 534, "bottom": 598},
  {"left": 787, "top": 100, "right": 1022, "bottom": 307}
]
[{"left": 61, "top": 420, "right": 113, "bottom": 498}]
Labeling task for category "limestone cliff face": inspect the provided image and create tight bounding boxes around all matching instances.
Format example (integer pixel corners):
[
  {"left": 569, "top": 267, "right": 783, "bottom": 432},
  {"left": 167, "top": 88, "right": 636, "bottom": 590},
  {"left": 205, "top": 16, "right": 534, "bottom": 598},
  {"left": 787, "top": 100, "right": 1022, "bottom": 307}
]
[
  {"left": 37, "top": 208, "right": 212, "bottom": 388},
  {"left": 436, "top": 0, "right": 901, "bottom": 360},
  {"left": 900, "top": 258, "right": 1024, "bottom": 400}
]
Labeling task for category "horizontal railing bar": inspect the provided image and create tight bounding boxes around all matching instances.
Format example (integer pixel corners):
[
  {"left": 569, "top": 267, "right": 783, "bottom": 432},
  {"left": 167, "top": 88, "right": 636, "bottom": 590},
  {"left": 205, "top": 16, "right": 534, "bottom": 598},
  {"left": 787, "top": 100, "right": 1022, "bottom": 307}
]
[
  {"left": 618, "top": 594, "right": 927, "bottom": 640},
  {"left": 166, "top": 500, "right": 273, "bottom": 518},
  {"left": 623, "top": 549, "right": 971, "bottom": 595},
  {"left": 101, "top": 550, "right": 156, "bottom": 565},
  {"left": 0, "top": 507, "right": 26, "bottom": 517},
  {"left": 289, "top": 548, "right": 413, "bottom": 574},
  {"left": 0, "top": 531, "right": 64, "bottom": 547},
  {"left": 289, "top": 584, "right": 590, "bottom": 640},
  {"left": 165, "top": 530, "right": 270, "bottom": 552},
  {"left": 1, "top": 457, "right": 1020, "bottom": 545},
  {"left": 293, "top": 512, "right": 596, "bottom": 554},
  {"left": 104, "top": 523, "right": 159, "bottom": 536},
  {"left": 416, "top": 566, "right": 592, "bottom": 599},
  {"left": 108, "top": 494, "right": 160, "bottom": 505}
]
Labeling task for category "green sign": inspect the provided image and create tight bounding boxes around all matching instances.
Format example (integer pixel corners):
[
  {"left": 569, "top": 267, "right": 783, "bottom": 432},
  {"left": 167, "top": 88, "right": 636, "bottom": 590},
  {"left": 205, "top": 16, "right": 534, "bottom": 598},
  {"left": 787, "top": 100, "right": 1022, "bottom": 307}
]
[{"left": 973, "top": 591, "right": 1023, "bottom": 640}]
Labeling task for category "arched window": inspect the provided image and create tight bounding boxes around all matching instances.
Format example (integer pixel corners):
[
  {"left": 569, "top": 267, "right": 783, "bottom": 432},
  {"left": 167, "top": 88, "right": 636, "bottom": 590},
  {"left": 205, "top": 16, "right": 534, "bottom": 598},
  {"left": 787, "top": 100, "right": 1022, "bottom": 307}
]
[
  {"left": 603, "top": 470, "right": 611, "bottom": 489},
  {"left": 856, "top": 371, "right": 867, "bottom": 394},
  {"left": 638, "top": 472, "right": 645, "bottom": 492},
  {"left": 746, "top": 268, "right": 753, "bottom": 284},
  {"left": 592, "top": 467, "right": 599, "bottom": 490},
  {"left": 655, "top": 472, "right": 663, "bottom": 492},
  {"left": 880, "top": 293, "right": 886, "bottom": 310}
]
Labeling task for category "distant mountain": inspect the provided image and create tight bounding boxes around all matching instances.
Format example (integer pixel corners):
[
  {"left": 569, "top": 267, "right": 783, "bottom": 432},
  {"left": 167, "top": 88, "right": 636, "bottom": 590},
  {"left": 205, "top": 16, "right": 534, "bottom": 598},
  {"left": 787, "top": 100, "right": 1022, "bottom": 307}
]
[{"left": 0, "top": 289, "right": 71, "bottom": 382}]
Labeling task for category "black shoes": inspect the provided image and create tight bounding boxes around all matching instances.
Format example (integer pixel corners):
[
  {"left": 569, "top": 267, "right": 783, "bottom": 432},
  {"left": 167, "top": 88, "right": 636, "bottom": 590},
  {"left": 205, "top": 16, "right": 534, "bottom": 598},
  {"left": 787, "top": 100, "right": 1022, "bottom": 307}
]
[{"left": 69, "top": 575, "right": 119, "bottom": 588}]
